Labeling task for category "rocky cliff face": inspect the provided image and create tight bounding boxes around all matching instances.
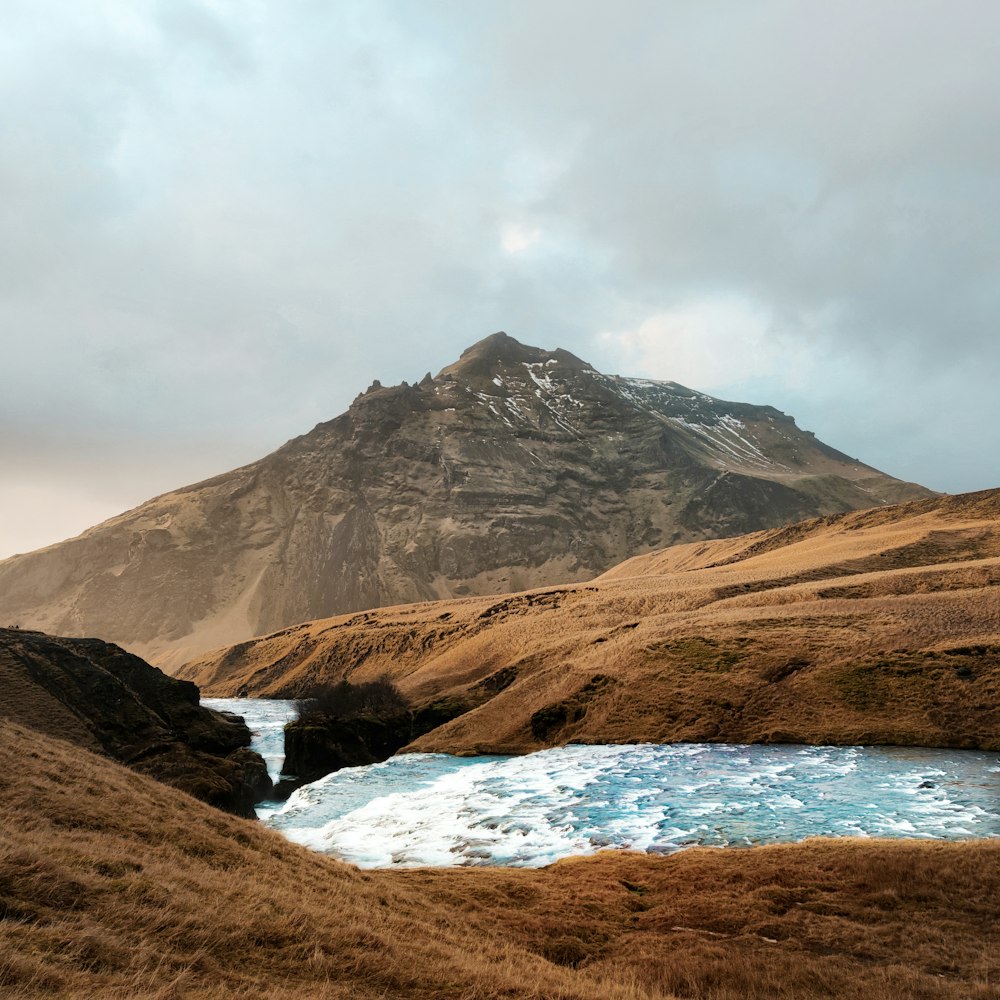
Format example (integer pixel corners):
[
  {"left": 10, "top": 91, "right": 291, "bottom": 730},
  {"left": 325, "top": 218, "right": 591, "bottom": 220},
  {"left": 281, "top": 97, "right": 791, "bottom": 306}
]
[
  {"left": 0, "top": 333, "right": 931, "bottom": 668},
  {"left": 0, "top": 628, "right": 270, "bottom": 815}
]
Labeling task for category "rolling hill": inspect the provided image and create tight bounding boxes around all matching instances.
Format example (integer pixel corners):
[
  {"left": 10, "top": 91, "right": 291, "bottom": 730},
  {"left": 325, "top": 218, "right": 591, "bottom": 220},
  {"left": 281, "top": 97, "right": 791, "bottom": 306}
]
[{"left": 181, "top": 489, "right": 1000, "bottom": 754}]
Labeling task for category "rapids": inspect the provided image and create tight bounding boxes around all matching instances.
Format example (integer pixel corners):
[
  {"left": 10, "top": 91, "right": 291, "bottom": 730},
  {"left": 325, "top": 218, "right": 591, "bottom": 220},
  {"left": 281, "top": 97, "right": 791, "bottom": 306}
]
[{"left": 205, "top": 697, "right": 1000, "bottom": 868}]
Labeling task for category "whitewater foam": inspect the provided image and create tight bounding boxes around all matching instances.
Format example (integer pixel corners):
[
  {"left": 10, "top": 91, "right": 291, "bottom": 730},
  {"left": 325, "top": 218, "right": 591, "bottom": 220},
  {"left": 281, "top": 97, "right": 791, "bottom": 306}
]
[
  {"left": 260, "top": 742, "right": 1000, "bottom": 869},
  {"left": 203, "top": 697, "right": 297, "bottom": 783}
]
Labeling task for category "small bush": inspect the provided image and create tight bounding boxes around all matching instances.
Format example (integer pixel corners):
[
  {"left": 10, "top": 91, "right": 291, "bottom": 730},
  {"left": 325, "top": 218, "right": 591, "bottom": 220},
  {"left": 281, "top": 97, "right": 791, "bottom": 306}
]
[{"left": 295, "top": 676, "right": 408, "bottom": 724}]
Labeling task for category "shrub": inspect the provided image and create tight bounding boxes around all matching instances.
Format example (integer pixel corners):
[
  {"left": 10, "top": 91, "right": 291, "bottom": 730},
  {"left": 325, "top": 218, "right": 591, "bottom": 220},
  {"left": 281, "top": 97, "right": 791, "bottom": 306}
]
[{"left": 295, "top": 676, "right": 408, "bottom": 724}]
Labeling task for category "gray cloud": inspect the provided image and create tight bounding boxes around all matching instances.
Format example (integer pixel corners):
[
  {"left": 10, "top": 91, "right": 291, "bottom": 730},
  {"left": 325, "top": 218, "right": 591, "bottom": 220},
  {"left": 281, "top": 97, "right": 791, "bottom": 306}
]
[{"left": 2, "top": 0, "right": 998, "bottom": 557}]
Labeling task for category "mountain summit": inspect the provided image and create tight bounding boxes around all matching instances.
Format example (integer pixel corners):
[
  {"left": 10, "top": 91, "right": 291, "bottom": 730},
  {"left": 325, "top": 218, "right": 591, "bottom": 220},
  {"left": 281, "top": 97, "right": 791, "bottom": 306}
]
[{"left": 0, "top": 333, "right": 931, "bottom": 667}]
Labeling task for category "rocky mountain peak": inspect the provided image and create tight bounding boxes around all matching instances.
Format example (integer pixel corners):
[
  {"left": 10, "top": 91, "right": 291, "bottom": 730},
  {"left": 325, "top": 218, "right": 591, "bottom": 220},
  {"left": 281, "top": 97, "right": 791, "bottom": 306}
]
[
  {"left": 437, "top": 331, "right": 592, "bottom": 382},
  {"left": 0, "top": 332, "right": 933, "bottom": 669}
]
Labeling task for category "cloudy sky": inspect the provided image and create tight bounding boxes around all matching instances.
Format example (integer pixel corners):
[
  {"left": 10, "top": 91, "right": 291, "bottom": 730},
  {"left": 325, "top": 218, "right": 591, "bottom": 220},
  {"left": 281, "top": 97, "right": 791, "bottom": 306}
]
[{"left": 2, "top": 0, "right": 998, "bottom": 558}]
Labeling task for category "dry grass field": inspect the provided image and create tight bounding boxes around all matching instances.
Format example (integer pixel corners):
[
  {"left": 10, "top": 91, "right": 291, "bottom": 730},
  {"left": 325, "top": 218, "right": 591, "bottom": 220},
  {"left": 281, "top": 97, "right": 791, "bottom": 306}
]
[
  {"left": 2, "top": 720, "right": 999, "bottom": 999},
  {"left": 181, "top": 489, "right": 1000, "bottom": 753}
]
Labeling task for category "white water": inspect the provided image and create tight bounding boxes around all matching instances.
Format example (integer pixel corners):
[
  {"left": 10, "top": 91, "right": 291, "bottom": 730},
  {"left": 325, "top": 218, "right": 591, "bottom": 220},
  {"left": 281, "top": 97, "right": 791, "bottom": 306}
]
[
  {"left": 203, "top": 697, "right": 297, "bottom": 783},
  {"left": 206, "top": 698, "right": 1000, "bottom": 869}
]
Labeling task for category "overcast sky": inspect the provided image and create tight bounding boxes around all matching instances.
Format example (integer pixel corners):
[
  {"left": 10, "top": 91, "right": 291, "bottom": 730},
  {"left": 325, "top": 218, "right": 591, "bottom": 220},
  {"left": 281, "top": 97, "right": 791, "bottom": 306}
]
[{"left": 2, "top": 0, "right": 998, "bottom": 558}]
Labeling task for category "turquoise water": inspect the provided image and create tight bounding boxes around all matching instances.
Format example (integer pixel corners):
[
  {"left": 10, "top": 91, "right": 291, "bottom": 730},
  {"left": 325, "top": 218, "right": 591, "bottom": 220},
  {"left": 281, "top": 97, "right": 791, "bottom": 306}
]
[{"left": 206, "top": 698, "right": 1000, "bottom": 868}]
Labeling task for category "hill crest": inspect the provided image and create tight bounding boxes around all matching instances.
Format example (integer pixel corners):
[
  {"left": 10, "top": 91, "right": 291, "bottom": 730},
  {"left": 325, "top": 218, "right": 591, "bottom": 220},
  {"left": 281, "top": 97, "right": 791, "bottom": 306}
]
[{"left": 181, "top": 488, "right": 1000, "bottom": 756}]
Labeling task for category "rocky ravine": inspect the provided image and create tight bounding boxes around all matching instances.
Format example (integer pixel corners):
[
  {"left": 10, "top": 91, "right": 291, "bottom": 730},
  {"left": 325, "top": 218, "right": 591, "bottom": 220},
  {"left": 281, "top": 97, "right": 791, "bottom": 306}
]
[
  {"left": 0, "top": 628, "right": 270, "bottom": 816},
  {"left": 183, "top": 489, "right": 1000, "bottom": 758},
  {"left": 0, "top": 332, "right": 931, "bottom": 669}
]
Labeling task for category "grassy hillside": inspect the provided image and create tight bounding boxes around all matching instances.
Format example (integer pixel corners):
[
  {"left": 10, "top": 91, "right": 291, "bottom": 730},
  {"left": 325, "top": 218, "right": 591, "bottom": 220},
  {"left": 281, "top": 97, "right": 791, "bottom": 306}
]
[
  {"left": 0, "top": 628, "right": 270, "bottom": 815},
  {"left": 2, "top": 721, "right": 998, "bottom": 999},
  {"left": 180, "top": 489, "right": 1000, "bottom": 753}
]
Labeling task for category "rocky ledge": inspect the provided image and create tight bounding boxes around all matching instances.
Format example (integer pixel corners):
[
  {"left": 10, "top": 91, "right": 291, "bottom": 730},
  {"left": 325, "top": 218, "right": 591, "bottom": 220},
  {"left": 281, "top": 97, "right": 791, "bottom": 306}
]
[
  {"left": 271, "top": 674, "right": 468, "bottom": 796},
  {"left": 0, "top": 627, "right": 271, "bottom": 816}
]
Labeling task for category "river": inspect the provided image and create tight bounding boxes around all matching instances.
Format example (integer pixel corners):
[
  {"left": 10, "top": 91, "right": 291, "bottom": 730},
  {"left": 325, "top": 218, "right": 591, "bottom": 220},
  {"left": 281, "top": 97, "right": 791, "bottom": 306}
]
[{"left": 204, "top": 697, "right": 1000, "bottom": 868}]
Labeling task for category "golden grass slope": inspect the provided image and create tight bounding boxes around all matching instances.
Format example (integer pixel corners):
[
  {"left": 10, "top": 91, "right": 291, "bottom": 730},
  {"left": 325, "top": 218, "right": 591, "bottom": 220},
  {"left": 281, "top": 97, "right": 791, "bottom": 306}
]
[
  {"left": 181, "top": 489, "right": 1000, "bottom": 753},
  {"left": 2, "top": 721, "right": 999, "bottom": 999},
  {"left": 0, "top": 628, "right": 271, "bottom": 816}
]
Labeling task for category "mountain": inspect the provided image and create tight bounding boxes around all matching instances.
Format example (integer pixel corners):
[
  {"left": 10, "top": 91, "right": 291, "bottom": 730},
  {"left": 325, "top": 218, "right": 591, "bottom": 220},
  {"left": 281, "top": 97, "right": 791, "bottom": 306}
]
[
  {"left": 0, "top": 332, "right": 931, "bottom": 669},
  {"left": 0, "top": 627, "right": 270, "bottom": 815},
  {"left": 182, "top": 489, "right": 1000, "bottom": 754}
]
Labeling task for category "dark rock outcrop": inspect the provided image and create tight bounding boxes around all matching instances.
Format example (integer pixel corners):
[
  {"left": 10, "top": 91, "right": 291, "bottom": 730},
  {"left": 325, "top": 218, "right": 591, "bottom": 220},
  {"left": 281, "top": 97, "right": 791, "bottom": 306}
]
[
  {"left": 0, "top": 333, "right": 933, "bottom": 668},
  {"left": 280, "top": 713, "right": 413, "bottom": 792},
  {"left": 0, "top": 627, "right": 270, "bottom": 816},
  {"left": 276, "top": 696, "right": 472, "bottom": 797}
]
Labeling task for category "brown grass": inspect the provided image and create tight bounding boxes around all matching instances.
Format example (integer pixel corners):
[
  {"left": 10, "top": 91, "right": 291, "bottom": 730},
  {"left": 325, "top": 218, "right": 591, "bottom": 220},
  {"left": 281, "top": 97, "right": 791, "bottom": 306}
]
[
  {"left": 2, "top": 720, "right": 999, "bottom": 999},
  {"left": 179, "top": 489, "right": 1000, "bottom": 754}
]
